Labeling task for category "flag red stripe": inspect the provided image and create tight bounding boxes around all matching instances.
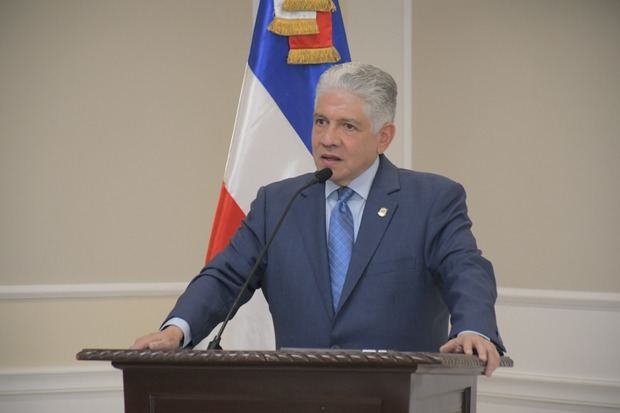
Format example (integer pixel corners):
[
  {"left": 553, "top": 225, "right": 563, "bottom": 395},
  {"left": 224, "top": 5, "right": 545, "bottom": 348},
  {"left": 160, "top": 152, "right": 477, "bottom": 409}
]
[{"left": 206, "top": 182, "right": 246, "bottom": 262}]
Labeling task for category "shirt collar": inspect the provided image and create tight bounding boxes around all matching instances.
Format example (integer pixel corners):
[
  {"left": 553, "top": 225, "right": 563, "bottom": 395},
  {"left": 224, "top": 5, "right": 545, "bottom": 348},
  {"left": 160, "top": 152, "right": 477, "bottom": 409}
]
[{"left": 324, "top": 156, "right": 380, "bottom": 200}]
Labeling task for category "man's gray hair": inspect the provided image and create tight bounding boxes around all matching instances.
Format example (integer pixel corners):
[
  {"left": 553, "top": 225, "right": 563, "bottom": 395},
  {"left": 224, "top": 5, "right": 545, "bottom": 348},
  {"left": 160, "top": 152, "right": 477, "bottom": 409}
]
[{"left": 315, "top": 62, "right": 397, "bottom": 133}]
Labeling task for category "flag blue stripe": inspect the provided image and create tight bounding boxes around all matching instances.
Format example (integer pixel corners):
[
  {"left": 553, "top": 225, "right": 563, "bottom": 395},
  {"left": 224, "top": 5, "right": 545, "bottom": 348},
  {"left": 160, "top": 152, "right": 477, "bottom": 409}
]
[{"left": 248, "top": 0, "right": 351, "bottom": 153}]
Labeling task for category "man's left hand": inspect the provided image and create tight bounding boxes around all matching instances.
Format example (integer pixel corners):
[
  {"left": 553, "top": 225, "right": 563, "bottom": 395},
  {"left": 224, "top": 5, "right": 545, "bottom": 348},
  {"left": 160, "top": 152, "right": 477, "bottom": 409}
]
[{"left": 439, "top": 332, "right": 500, "bottom": 376}]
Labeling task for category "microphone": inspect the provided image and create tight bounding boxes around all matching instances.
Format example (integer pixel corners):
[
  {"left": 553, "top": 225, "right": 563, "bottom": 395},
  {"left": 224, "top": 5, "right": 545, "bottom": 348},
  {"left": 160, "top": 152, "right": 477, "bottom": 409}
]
[
  {"left": 313, "top": 167, "right": 333, "bottom": 184},
  {"left": 207, "top": 168, "right": 332, "bottom": 350}
]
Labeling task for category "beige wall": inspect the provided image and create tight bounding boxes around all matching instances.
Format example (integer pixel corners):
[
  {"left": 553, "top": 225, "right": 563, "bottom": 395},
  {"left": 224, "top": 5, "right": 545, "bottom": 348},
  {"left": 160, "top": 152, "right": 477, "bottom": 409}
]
[
  {"left": 411, "top": 0, "right": 620, "bottom": 292},
  {"left": 0, "top": 0, "right": 253, "bottom": 368},
  {"left": 0, "top": 296, "right": 179, "bottom": 367},
  {"left": 1, "top": 0, "right": 618, "bottom": 369},
  {"left": 0, "top": 0, "right": 251, "bottom": 285}
]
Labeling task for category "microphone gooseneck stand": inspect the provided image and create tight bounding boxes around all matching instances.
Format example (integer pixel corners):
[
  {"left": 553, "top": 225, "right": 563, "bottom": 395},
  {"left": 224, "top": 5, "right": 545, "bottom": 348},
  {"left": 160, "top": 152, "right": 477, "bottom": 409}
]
[{"left": 207, "top": 168, "right": 333, "bottom": 350}]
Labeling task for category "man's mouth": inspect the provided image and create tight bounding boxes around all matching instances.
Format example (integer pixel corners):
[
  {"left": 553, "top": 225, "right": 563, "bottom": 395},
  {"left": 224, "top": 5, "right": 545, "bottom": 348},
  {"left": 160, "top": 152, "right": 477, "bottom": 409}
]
[{"left": 321, "top": 154, "right": 342, "bottom": 163}]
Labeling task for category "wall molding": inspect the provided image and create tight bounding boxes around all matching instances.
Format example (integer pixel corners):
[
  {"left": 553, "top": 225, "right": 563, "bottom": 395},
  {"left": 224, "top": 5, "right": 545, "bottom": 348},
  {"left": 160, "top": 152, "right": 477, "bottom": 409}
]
[
  {"left": 478, "top": 370, "right": 620, "bottom": 411},
  {"left": 0, "top": 366, "right": 121, "bottom": 396},
  {"left": 0, "top": 367, "right": 123, "bottom": 413},
  {"left": 0, "top": 282, "right": 186, "bottom": 300},
  {"left": 497, "top": 287, "right": 620, "bottom": 311},
  {"left": 2, "top": 283, "right": 618, "bottom": 309}
]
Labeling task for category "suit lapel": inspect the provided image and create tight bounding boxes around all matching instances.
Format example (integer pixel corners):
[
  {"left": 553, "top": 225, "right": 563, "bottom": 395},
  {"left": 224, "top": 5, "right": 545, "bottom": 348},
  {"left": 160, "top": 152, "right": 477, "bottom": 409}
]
[
  {"left": 336, "top": 156, "right": 401, "bottom": 313},
  {"left": 293, "top": 183, "right": 334, "bottom": 320}
]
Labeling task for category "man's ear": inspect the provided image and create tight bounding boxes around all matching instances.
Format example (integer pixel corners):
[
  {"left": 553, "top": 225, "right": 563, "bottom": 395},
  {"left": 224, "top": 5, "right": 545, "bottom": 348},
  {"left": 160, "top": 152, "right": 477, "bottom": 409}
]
[{"left": 377, "top": 123, "right": 396, "bottom": 154}]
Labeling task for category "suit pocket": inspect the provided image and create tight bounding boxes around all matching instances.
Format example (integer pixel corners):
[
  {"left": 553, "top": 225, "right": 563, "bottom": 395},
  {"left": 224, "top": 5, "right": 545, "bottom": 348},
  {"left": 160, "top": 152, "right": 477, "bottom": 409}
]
[{"left": 365, "top": 256, "right": 418, "bottom": 277}]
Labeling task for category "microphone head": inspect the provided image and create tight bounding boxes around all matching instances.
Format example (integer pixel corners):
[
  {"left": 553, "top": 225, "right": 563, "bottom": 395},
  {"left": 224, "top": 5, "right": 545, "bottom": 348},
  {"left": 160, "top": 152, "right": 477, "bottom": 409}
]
[{"left": 314, "top": 168, "right": 333, "bottom": 183}]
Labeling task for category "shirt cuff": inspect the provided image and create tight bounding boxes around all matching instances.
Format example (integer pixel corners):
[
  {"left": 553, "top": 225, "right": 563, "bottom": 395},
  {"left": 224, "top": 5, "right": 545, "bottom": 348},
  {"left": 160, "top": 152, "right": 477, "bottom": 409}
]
[
  {"left": 161, "top": 317, "right": 192, "bottom": 348},
  {"left": 457, "top": 330, "right": 490, "bottom": 341}
]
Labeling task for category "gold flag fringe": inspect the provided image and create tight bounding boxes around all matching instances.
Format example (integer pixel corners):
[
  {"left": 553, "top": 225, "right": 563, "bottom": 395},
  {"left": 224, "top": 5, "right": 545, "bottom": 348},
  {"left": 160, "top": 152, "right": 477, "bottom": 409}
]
[
  {"left": 268, "top": 17, "right": 319, "bottom": 36},
  {"left": 287, "top": 47, "right": 341, "bottom": 64},
  {"left": 282, "top": 0, "right": 336, "bottom": 12}
]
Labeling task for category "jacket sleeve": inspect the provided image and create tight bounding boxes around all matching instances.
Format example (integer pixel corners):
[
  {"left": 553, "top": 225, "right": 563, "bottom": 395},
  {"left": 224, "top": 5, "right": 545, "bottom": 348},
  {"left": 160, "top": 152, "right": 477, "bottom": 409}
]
[
  {"left": 163, "top": 186, "right": 269, "bottom": 346},
  {"left": 424, "top": 180, "right": 505, "bottom": 353}
]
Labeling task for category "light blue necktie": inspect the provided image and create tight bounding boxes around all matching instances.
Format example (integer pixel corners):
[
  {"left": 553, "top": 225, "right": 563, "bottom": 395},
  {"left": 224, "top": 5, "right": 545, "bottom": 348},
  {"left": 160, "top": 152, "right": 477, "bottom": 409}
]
[{"left": 328, "top": 187, "right": 355, "bottom": 310}]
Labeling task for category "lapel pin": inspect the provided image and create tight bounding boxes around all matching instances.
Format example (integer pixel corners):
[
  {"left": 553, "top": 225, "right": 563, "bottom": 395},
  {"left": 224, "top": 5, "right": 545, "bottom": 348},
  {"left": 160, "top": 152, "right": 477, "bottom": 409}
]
[{"left": 378, "top": 207, "right": 388, "bottom": 217}]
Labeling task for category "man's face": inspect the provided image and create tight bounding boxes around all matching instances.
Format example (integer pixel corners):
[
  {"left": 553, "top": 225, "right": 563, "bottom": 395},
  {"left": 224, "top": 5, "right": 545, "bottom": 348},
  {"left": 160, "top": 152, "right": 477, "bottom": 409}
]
[{"left": 312, "top": 89, "right": 394, "bottom": 186}]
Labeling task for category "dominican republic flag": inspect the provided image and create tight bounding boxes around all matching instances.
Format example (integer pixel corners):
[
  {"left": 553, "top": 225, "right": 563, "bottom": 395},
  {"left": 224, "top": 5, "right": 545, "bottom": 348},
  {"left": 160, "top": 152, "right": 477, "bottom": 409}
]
[{"left": 206, "top": 0, "right": 351, "bottom": 261}]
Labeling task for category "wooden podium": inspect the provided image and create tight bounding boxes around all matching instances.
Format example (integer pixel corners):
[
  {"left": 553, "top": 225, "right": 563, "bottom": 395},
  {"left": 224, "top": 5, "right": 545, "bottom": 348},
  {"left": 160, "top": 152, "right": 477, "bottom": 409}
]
[{"left": 77, "top": 349, "right": 512, "bottom": 413}]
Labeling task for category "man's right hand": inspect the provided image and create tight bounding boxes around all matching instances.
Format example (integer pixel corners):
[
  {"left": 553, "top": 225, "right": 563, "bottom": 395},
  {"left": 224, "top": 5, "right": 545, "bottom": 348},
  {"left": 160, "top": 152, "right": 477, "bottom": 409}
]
[{"left": 130, "top": 325, "right": 184, "bottom": 351}]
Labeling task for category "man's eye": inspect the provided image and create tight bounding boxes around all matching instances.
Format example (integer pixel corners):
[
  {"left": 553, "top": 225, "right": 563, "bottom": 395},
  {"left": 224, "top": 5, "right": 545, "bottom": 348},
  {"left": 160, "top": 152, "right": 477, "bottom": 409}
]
[
  {"left": 343, "top": 123, "right": 356, "bottom": 131},
  {"left": 315, "top": 118, "right": 326, "bottom": 125}
]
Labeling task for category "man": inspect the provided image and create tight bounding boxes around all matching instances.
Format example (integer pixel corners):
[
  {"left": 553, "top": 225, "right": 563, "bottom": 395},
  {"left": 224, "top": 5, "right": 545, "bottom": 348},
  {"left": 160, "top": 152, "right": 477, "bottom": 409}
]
[{"left": 133, "top": 62, "right": 505, "bottom": 376}]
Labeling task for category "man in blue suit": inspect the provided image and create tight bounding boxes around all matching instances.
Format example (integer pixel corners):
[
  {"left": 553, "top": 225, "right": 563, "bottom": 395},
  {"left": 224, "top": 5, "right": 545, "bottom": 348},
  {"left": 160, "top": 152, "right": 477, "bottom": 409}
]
[{"left": 133, "top": 62, "right": 505, "bottom": 375}]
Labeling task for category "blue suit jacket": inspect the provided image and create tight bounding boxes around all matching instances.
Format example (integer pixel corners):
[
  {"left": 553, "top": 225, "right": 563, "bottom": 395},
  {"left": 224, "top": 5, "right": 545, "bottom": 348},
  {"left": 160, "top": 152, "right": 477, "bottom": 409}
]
[{"left": 168, "top": 156, "right": 505, "bottom": 353}]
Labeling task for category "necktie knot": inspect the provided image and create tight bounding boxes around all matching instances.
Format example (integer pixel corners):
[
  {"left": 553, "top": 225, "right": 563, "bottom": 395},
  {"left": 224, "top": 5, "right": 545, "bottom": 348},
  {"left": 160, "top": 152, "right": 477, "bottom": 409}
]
[{"left": 337, "top": 186, "right": 355, "bottom": 203}]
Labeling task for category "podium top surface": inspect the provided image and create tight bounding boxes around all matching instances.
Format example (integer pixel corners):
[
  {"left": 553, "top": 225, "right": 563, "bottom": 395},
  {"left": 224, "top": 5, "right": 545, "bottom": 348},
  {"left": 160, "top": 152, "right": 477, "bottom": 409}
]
[{"left": 77, "top": 349, "right": 513, "bottom": 372}]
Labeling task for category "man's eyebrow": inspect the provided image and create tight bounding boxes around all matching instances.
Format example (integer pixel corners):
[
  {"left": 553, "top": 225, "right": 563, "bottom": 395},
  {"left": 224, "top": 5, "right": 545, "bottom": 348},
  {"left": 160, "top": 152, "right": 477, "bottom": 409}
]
[
  {"left": 313, "top": 113, "right": 361, "bottom": 125},
  {"left": 339, "top": 117, "right": 362, "bottom": 127}
]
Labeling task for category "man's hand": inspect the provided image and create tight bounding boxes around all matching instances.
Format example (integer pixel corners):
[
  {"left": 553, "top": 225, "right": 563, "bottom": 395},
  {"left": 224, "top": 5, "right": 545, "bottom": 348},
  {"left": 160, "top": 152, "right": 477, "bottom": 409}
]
[
  {"left": 130, "top": 326, "right": 184, "bottom": 351},
  {"left": 439, "top": 332, "right": 500, "bottom": 376}
]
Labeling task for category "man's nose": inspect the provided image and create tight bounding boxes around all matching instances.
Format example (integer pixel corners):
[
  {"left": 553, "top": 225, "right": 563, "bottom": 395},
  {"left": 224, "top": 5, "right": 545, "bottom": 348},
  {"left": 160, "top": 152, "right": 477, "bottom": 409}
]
[{"left": 319, "top": 125, "right": 339, "bottom": 146}]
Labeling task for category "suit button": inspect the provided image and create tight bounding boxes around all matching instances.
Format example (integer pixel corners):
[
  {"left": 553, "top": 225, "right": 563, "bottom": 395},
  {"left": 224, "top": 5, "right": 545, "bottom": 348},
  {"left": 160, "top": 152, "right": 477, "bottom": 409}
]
[{"left": 330, "top": 344, "right": 340, "bottom": 349}]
